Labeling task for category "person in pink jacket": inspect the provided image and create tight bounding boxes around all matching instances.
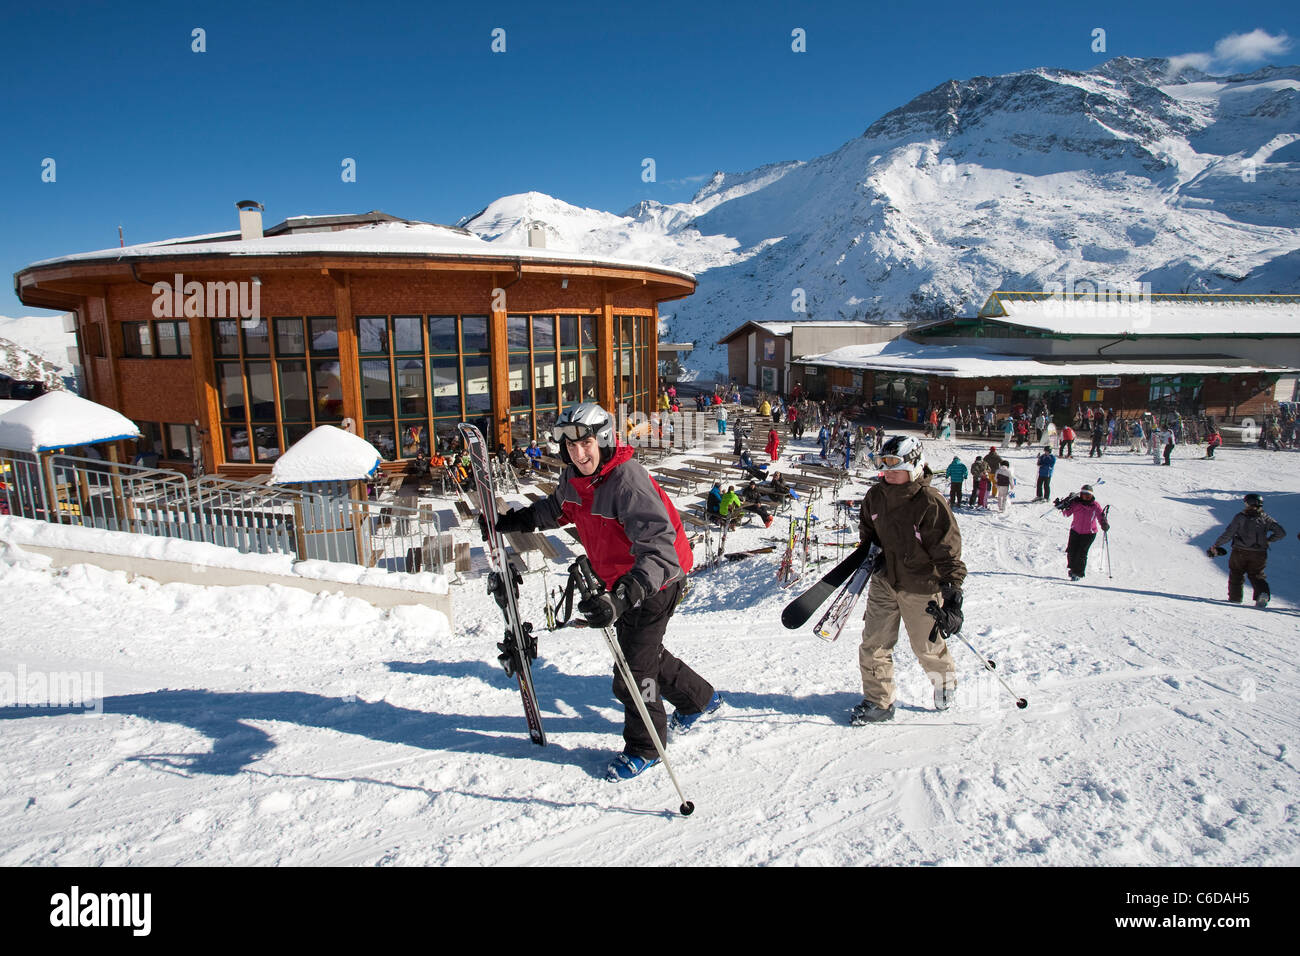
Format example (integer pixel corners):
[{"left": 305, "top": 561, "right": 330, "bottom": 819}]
[{"left": 1054, "top": 484, "right": 1110, "bottom": 580}]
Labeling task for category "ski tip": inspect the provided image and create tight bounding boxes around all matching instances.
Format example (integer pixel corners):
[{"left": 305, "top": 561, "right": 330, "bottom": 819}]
[{"left": 680, "top": 801, "right": 695, "bottom": 817}]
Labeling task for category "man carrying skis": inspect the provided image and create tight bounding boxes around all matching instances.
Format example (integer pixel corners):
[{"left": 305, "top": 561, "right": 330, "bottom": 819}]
[
  {"left": 1207, "top": 494, "right": 1286, "bottom": 607},
  {"left": 1055, "top": 484, "right": 1109, "bottom": 580},
  {"left": 491, "top": 402, "right": 720, "bottom": 779},
  {"left": 852, "top": 436, "right": 966, "bottom": 724}
]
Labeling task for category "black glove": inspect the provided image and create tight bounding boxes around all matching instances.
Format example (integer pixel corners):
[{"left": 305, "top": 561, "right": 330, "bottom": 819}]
[
  {"left": 926, "top": 585, "right": 963, "bottom": 640},
  {"left": 578, "top": 573, "right": 647, "bottom": 629},
  {"left": 1207, "top": 546, "right": 1227, "bottom": 558},
  {"left": 495, "top": 506, "right": 536, "bottom": 536}
]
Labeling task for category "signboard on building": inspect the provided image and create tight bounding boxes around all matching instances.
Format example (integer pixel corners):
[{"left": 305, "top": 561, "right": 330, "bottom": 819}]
[
  {"left": 764, "top": 338, "right": 775, "bottom": 360},
  {"left": 1096, "top": 376, "right": 1120, "bottom": 389},
  {"left": 975, "top": 389, "right": 994, "bottom": 406},
  {"left": 1082, "top": 389, "right": 1104, "bottom": 402}
]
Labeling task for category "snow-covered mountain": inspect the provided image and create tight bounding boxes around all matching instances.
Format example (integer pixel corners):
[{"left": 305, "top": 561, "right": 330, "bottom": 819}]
[
  {"left": 460, "top": 57, "right": 1300, "bottom": 376},
  {"left": 0, "top": 315, "right": 73, "bottom": 392}
]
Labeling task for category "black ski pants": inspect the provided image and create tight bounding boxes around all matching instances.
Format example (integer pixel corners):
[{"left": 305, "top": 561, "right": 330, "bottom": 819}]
[
  {"left": 1227, "top": 548, "right": 1269, "bottom": 603},
  {"left": 1067, "top": 530, "right": 1096, "bottom": 577},
  {"left": 1036, "top": 475, "right": 1051, "bottom": 500},
  {"left": 612, "top": 579, "right": 714, "bottom": 759},
  {"left": 948, "top": 479, "right": 963, "bottom": 508}
]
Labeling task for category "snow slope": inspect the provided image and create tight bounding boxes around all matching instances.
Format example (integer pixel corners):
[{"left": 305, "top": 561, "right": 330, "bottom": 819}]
[
  {"left": 2, "top": 425, "right": 1298, "bottom": 865},
  {"left": 461, "top": 58, "right": 1300, "bottom": 377}
]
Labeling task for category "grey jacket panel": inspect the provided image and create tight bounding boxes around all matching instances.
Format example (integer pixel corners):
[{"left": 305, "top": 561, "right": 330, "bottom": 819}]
[
  {"left": 604, "top": 460, "right": 684, "bottom": 593},
  {"left": 1213, "top": 510, "right": 1286, "bottom": 552}
]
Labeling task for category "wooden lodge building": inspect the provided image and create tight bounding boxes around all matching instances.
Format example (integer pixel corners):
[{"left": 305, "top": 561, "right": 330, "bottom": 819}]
[
  {"left": 792, "top": 291, "right": 1300, "bottom": 424},
  {"left": 13, "top": 205, "right": 695, "bottom": 475}
]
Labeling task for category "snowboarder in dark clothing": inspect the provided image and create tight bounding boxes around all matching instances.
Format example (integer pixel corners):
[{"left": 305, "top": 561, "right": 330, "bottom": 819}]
[{"left": 1207, "top": 494, "right": 1286, "bottom": 606}]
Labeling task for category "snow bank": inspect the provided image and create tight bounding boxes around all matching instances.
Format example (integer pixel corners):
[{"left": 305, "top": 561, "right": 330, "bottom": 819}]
[{"left": 0, "top": 515, "right": 447, "bottom": 594}]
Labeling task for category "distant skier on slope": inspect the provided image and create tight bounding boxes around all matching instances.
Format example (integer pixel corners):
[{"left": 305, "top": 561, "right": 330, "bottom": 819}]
[
  {"left": 490, "top": 402, "right": 721, "bottom": 779},
  {"left": 851, "top": 435, "right": 966, "bottom": 724},
  {"left": 1206, "top": 493, "right": 1286, "bottom": 607}
]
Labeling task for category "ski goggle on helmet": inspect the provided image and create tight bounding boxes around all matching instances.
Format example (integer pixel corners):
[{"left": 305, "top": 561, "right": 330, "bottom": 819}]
[
  {"left": 552, "top": 402, "right": 614, "bottom": 445},
  {"left": 878, "top": 435, "right": 924, "bottom": 480}
]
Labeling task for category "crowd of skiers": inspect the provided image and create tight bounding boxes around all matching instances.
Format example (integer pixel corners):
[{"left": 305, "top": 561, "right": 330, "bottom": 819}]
[{"left": 473, "top": 382, "right": 1297, "bottom": 781}]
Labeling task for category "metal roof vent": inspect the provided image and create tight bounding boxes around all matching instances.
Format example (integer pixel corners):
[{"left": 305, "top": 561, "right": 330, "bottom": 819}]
[{"left": 237, "top": 200, "right": 265, "bottom": 241}]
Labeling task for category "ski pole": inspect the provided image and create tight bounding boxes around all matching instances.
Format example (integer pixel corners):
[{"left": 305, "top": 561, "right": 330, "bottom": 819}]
[
  {"left": 927, "top": 604, "right": 1028, "bottom": 709},
  {"left": 572, "top": 558, "right": 696, "bottom": 817}
]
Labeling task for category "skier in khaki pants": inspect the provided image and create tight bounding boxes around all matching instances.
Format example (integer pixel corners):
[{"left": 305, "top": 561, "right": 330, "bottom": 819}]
[{"left": 853, "top": 435, "right": 967, "bottom": 725}]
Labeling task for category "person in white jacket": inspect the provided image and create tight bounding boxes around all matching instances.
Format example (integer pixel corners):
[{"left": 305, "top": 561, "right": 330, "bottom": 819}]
[
  {"left": 715, "top": 403, "right": 728, "bottom": 435},
  {"left": 995, "top": 461, "right": 1015, "bottom": 513}
]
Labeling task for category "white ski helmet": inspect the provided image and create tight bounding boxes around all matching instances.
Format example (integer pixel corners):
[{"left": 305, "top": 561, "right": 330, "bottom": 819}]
[
  {"left": 552, "top": 402, "right": 616, "bottom": 465},
  {"left": 878, "top": 434, "right": 925, "bottom": 480}
]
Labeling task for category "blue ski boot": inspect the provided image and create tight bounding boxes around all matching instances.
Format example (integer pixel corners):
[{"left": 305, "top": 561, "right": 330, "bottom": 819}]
[
  {"left": 669, "top": 690, "right": 724, "bottom": 733},
  {"left": 606, "top": 752, "right": 660, "bottom": 781}
]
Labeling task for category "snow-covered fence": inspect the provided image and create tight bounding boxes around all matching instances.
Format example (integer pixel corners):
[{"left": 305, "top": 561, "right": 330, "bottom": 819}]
[{"left": 0, "top": 453, "right": 442, "bottom": 575}]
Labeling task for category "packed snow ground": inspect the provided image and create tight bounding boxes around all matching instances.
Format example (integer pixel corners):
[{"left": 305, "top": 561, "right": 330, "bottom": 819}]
[{"left": 1, "top": 426, "right": 1298, "bottom": 866}]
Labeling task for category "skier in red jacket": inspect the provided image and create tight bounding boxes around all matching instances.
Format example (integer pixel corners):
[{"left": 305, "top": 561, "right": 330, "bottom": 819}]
[{"left": 492, "top": 403, "right": 720, "bottom": 779}]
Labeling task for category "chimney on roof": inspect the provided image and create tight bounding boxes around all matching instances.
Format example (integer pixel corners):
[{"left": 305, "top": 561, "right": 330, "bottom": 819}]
[
  {"left": 527, "top": 220, "right": 547, "bottom": 249},
  {"left": 236, "top": 200, "right": 265, "bottom": 240}
]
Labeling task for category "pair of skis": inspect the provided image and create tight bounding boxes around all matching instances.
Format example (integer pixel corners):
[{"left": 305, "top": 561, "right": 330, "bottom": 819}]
[{"left": 459, "top": 423, "right": 547, "bottom": 746}]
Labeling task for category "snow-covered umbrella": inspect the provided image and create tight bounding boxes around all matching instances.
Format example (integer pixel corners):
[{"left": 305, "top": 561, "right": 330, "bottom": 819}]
[
  {"left": 269, "top": 425, "right": 382, "bottom": 485},
  {"left": 0, "top": 390, "right": 140, "bottom": 453}
]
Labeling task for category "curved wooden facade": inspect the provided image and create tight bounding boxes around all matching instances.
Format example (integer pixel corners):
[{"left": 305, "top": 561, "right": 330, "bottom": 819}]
[{"left": 16, "top": 245, "right": 695, "bottom": 474}]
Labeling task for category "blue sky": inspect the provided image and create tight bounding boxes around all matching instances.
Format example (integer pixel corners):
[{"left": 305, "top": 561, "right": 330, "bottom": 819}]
[{"left": 2, "top": 0, "right": 1296, "bottom": 314}]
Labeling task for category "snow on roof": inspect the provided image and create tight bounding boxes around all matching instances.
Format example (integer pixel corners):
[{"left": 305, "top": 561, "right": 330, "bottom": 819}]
[
  {"left": 797, "top": 338, "right": 1293, "bottom": 378},
  {"left": 0, "top": 400, "right": 29, "bottom": 417},
  {"left": 719, "top": 319, "right": 898, "bottom": 344},
  {"left": 26, "top": 221, "right": 695, "bottom": 281},
  {"left": 0, "top": 391, "right": 140, "bottom": 452},
  {"left": 270, "top": 425, "right": 382, "bottom": 484},
  {"left": 982, "top": 294, "right": 1300, "bottom": 337}
]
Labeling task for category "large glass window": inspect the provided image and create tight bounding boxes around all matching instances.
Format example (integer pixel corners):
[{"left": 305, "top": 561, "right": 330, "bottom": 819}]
[
  {"left": 247, "top": 362, "right": 275, "bottom": 422},
  {"left": 123, "top": 322, "right": 152, "bottom": 357},
  {"left": 396, "top": 359, "right": 426, "bottom": 416},
  {"left": 309, "top": 317, "right": 338, "bottom": 353},
  {"left": 213, "top": 319, "right": 240, "bottom": 357},
  {"left": 509, "top": 355, "right": 530, "bottom": 408},
  {"left": 219, "top": 364, "right": 245, "bottom": 420},
  {"left": 362, "top": 360, "right": 393, "bottom": 417},
  {"left": 464, "top": 358, "right": 491, "bottom": 413},
  {"left": 275, "top": 317, "right": 305, "bottom": 355},
  {"left": 243, "top": 320, "right": 270, "bottom": 356},
  {"left": 461, "top": 315, "right": 489, "bottom": 352},
  {"left": 428, "top": 316, "right": 457, "bottom": 352},
  {"left": 215, "top": 315, "right": 339, "bottom": 464},
  {"left": 278, "top": 360, "right": 311, "bottom": 421},
  {"left": 431, "top": 357, "right": 461, "bottom": 415},
  {"left": 358, "top": 316, "right": 389, "bottom": 354},
  {"left": 393, "top": 316, "right": 422, "bottom": 353}
]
